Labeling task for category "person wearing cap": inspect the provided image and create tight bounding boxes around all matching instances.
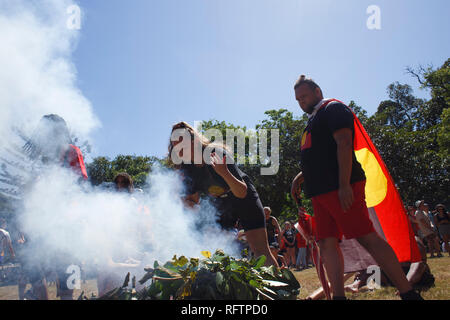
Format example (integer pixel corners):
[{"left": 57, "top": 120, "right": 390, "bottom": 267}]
[
  {"left": 434, "top": 204, "right": 450, "bottom": 256},
  {"left": 414, "top": 200, "right": 442, "bottom": 258}
]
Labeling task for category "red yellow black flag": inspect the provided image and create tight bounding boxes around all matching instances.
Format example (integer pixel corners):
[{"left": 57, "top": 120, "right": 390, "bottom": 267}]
[{"left": 349, "top": 102, "right": 421, "bottom": 263}]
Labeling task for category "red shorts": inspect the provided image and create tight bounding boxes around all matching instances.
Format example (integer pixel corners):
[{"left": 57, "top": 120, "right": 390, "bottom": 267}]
[{"left": 311, "top": 180, "right": 375, "bottom": 241}]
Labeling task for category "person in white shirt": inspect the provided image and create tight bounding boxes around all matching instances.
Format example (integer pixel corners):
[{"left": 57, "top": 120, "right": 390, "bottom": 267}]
[
  {"left": 414, "top": 200, "right": 442, "bottom": 258},
  {"left": 0, "top": 219, "right": 15, "bottom": 263}
]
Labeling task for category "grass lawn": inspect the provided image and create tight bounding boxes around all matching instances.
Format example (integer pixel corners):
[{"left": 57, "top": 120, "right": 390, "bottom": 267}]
[
  {"left": 0, "top": 254, "right": 448, "bottom": 300},
  {"left": 0, "top": 278, "right": 99, "bottom": 300},
  {"left": 292, "top": 254, "right": 450, "bottom": 300}
]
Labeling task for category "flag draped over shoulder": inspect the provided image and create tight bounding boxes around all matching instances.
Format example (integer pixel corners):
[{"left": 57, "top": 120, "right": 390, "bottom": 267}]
[{"left": 349, "top": 103, "right": 421, "bottom": 263}]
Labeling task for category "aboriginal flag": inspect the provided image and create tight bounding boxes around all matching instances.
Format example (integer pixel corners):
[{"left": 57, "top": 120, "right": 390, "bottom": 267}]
[
  {"left": 347, "top": 101, "right": 421, "bottom": 263},
  {"left": 62, "top": 144, "right": 88, "bottom": 180}
]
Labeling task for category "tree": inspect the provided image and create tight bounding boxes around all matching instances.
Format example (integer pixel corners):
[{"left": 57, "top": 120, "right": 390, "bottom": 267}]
[
  {"left": 364, "top": 59, "right": 449, "bottom": 205},
  {"left": 86, "top": 155, "right": 163, "bottom": 189}
]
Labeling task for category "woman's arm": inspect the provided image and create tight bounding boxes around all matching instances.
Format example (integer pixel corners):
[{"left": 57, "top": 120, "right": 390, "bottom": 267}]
[{"left": 210, "top": 153, "right": 247, "bottom": 199}]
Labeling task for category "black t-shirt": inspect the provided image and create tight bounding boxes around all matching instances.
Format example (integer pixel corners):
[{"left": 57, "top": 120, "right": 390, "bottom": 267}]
[
  {"left": 181, "top": 161, "right": 259, "bottom": 200},
  {"left": 300, "top": 100, "right": 366, "bottom": 198},
  {"left": 283, "top": 228, "right": 296, "bottom": 243},
  {"left": 180, "top": 151, "right": 264, "bottom": 230}
]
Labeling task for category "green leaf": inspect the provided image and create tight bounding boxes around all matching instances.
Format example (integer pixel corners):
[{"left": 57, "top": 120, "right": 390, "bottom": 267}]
[
  {"left": 254, "top": 255, "right": 266, "bottom": 269},
  {"left": 216, "top": 271, "right": 224, "bottom": 289},
  {"left": 262, "top": 280, "right": 288, "bottom": 287}
]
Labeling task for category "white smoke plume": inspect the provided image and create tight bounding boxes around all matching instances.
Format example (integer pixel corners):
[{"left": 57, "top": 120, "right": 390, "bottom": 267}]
[
  {"left": 0, "top": 0, "right": 99, "bottom": 145},
  {"left": 0, "top": 0, "right": 241, "bottom": 293},
  {"left": 20, "top": 165, "right": 239, "bottom": 274}
]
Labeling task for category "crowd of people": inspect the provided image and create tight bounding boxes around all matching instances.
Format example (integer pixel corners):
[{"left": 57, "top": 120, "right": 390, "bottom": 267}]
[
  {"left": 262, "top": 207, "right": 315, "bottom": 271},
  {"left": 0, "top": 74, "right": 447, "bottom": 301},
  {"left": 406, "top": 201, "right": 449, "bottom": 258}
]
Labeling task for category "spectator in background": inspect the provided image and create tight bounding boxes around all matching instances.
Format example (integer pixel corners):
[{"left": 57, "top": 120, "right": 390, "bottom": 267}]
[
  {"left": 281, "top": 221, "right": 296, "bottom": 268},
  {"left": 269, "top": 242, "right": 286, "bottom": 269},
  {"left": 114, "top": 172, "right": 134, "bottom": 193},
  {"left": 423, "top": 203, "right": 438, "bottom": 233},
  {"left": 264, "top": 207, "right": 281, "bottom": 247},
  {"left": 0, "top": 219, "right": 15, "bottom": 264},
  {"left": 295, "top": 227, "right": 307, "bottom": 270},
  {"left": 407, "top": 205, "right": 420, "bottom": 237},
  {"left": 434, "top": 204, "right": 450, "bottom": 257},
  {"left": 415, "top": 200, "right": 442, "bottom": 258},
  {"left": 97, "top": 172, "right": 142, "bottom": 297}
]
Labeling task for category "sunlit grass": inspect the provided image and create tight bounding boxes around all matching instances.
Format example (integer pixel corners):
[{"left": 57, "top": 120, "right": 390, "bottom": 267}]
[{"left": 293, "top": 255, "right": 450, "bottom": 300}]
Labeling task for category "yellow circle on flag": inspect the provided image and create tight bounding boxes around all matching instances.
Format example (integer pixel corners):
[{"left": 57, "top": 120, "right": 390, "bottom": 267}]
[{"left": 355, "top": 148, "right": 388, "bottom": 207}]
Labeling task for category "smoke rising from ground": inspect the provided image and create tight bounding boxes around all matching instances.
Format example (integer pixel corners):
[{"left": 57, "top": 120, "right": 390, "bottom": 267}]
[
  {"left": 0, "top": 0, "right": 240, "bottom": 287},
  {"left": 21, "top": 166, "right": 239, "bottom": 268}
]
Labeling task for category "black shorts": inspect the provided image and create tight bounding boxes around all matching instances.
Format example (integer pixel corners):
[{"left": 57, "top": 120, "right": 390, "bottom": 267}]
[
  {"left": 214, "top": 193, "right": 266, "bottom": 232},
  {"left": 237, "top": 196, "right": 266, "bottom": 231}
]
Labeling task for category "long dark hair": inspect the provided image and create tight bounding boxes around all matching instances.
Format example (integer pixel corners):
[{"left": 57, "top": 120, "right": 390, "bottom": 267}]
[{"left": 167, "top": 121, "right": 230, "bottom": 168}]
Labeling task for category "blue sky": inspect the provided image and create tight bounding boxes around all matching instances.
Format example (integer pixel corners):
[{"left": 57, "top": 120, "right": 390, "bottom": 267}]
[{"left": 72, "top": 0, "right": 450, "bottom": 160}]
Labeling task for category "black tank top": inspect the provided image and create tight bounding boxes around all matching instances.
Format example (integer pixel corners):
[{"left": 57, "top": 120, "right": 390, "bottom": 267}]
[{"left": 284, "top": 228, "right": 295, "bottom": 243}]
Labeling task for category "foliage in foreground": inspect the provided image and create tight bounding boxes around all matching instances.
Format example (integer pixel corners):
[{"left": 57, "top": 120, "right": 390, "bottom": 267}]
[{"left": 84, "top": 250, "right": 300, "bottom": 300}]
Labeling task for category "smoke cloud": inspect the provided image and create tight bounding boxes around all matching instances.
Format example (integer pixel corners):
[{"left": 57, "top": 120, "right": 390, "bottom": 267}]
[
  {"left": 0, "top": 0, "right": 240, "bottom": 293},
  {"left": 0, "top": 0, "right": 99, "bottom": 146}
]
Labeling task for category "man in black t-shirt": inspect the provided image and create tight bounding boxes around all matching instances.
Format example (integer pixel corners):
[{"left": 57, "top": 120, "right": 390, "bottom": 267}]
[{"left": 290, "top": 75, "right": 422, "bottom": 300}]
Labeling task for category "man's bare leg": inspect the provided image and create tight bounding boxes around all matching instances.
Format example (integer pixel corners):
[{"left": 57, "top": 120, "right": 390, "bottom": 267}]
[
  {"left": 318, "top": 237, "right": 345, "bottom": 298},
  {"left": 356, "top": 232, "right": 412, "bottom": 294}
]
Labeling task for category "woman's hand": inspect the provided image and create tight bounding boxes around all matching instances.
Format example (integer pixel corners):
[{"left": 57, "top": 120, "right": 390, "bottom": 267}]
[
  {"left": 210, "top": 152, "right": 248, "bottom": 199},
  {"left": 210, "top": 152, "right": 229, "bottom": 177}
]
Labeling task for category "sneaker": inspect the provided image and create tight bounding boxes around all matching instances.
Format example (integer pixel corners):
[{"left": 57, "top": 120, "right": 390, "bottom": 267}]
[{"left": 400, "top": 290, "right": 424, "bottom": 300}]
